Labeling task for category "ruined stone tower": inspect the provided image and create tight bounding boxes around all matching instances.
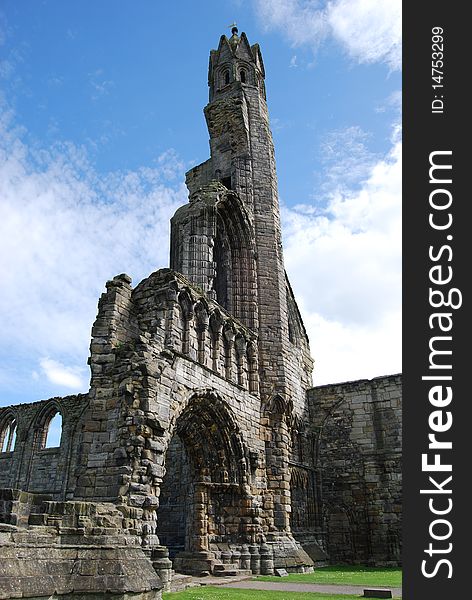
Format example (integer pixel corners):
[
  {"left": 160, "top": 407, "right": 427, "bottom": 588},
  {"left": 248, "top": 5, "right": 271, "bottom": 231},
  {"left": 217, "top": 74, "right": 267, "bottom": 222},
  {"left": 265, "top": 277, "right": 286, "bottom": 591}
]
[
  {"left": 171, "top": 26, "right": 313, "bottom": 408},
  {"left": 0, "top": 27, "right": 402, "bottom": 600},
  {"left": 170, "top": 24, "right": 314, "bottom": 535}
]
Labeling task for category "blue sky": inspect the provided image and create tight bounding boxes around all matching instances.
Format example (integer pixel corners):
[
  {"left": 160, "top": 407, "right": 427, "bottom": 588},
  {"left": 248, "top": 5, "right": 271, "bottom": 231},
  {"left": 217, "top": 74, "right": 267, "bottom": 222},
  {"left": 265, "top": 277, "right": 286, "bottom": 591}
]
[{"left": 0, "top": 0, "right": 401, "bottom": 408}]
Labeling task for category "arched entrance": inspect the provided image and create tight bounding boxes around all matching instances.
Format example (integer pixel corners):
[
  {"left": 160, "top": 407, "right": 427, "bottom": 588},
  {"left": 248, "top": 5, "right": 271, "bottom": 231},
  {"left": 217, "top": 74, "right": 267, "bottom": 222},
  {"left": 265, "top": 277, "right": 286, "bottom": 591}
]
[{"left": 157, "top": 394, "right": 251, "bottom": 573}]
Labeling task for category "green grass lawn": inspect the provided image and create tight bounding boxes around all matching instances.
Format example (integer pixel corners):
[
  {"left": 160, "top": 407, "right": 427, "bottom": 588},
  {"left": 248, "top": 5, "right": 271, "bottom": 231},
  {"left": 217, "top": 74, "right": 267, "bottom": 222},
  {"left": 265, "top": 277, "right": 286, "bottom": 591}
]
[
  {"left": 257, "top": 565, "right": 402, "bottom": 588},
  {"left": 163, "top": 565, "right": 402, "bottom": 599},
  {"left": 163, "top": 588, "right": 391, "bottom": 600}
]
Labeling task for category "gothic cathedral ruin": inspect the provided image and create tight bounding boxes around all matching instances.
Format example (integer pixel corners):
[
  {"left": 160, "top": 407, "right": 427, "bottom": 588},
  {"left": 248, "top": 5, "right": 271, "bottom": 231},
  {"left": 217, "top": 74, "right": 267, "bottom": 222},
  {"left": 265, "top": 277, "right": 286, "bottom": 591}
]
[{"left": 0, "top": 28, "right": 402, "bottom": 599}]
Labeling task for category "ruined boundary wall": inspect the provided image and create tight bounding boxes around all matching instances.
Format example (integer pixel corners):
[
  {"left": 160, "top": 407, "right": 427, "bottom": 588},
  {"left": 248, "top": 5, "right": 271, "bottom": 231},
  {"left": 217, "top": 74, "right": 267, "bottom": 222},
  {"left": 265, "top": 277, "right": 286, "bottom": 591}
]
[
  {"left": 0, "top": 395, "right": 88, "bottom": 498},
  {"left": 305, "top": 374, "right": 402, "bottom": 565}
]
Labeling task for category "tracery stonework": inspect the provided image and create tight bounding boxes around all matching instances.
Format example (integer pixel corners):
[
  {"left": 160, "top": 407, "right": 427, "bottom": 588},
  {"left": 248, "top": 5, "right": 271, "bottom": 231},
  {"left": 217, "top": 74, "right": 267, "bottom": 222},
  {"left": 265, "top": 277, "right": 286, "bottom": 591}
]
[{"left": 0, "top": 28, "right": 402, "bottom": 600}]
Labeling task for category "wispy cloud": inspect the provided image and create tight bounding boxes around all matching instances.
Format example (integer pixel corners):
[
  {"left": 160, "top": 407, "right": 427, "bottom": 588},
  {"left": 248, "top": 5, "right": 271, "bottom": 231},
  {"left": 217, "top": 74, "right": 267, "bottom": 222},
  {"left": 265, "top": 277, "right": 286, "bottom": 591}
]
[
  {"left": 39, "top": 358, "right": 87, "bottom": 390},
  {"left": 254, "top": 0, "right": 401, "bottom": 70},
  {"left": 47, "top": 75, "right": 64, "bottom": 87},
  {"left": 318, "top": 125, "right": 379, "bottom": 194},
  {"left": 0, "top": 111, "right": 187, "bottom": 403},
  {"left": 283, "top": 124, "right": 401, "bottom": 384},
  {"left": 0, "top": 58, "right": 14, "bottom": 79},
  {"left": 88, "top": 68, "right": 115, "bottom": 100},
  {"left": 375, "top": 89, "right": 402, "bottom": 114},
  {"left": 0, "top": 16, "right": 26, "bottom": 89},
  {"left": 329, "top": 0, "right": 401, "bottom": 70}
]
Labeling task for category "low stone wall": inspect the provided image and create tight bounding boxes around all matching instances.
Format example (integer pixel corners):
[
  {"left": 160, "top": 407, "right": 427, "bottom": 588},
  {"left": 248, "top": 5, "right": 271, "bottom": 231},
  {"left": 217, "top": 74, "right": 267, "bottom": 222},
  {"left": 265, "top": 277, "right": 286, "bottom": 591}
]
[{"left": 0, "top": 488, "right": 164, "bottom": 600}]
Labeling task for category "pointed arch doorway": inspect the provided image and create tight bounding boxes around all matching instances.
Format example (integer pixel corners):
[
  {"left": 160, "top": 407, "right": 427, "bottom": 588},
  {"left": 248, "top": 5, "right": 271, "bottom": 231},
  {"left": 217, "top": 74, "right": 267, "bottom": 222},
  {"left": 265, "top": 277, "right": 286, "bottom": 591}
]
[{"left": 157, "top": 393, "right": 251, "bottom": 574}]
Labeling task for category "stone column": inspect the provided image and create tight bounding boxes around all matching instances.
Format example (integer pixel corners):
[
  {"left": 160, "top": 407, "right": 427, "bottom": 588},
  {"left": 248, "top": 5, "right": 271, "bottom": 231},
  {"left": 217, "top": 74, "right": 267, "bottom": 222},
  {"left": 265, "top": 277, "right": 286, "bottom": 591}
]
[
  {"left": 223, "top": 325, "right": 235, "bottom": 382},
  {"left": 190, "top": 483, "right": 209, "bottom": 553}
]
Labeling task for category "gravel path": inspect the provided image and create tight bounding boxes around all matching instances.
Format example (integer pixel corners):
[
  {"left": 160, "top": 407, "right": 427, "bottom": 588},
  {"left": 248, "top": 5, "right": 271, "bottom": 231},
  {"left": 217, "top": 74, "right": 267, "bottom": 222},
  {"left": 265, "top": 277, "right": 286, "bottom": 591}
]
[{"left": 220, "top": 580, "right": 402, "bottom": 597}]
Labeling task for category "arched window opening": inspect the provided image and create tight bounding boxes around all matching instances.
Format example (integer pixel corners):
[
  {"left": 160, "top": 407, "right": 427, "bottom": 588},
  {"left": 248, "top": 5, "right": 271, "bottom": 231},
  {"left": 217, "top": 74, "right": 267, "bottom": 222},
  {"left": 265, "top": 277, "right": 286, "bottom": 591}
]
[
  {"left": 213, "top": 229, "right": 231, "bottom": 310},
  {"left": 0, "top": 418, "right": 17, "bottom": 453},
  {"left": 240, "top": 69, "right": 246, "bottom": 83},
  {"left": 223, "top": 70, "right": 230, "bottom": 86},
  {"left": 41, "top": 410, "right": 62, "bottom": 449},
  {"left": 212, "top": 193, "right": 257, "bottom": 330},
  {"left": 288, "top": 320, "right": 295, "bottom": 344},
  {"left": 287, "top": 287, "right": 301, "bottom": 346}
]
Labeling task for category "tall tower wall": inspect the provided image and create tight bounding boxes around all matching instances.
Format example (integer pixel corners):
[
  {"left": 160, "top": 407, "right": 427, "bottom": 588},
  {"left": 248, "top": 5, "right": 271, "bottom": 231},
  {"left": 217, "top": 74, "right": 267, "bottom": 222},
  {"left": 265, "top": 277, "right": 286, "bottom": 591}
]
[{"left": 172, "top": 29, "right": 313, "bottom": 416}]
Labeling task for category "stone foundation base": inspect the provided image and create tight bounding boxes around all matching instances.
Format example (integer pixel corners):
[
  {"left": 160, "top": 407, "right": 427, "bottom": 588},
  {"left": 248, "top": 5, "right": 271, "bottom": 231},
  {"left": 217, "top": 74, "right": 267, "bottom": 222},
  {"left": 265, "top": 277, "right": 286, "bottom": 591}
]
[
  {"left": 172, "top": 551, "right": 218, "bottom": 576},
  {"left": 0, "top": 539, "right": 163, "bottom": 600},
  {"left": 0, "top": 491, "right": 163, "bottom": 600},
  {"left": 171, "top": 536, "right": 314, "bottom": 577}
]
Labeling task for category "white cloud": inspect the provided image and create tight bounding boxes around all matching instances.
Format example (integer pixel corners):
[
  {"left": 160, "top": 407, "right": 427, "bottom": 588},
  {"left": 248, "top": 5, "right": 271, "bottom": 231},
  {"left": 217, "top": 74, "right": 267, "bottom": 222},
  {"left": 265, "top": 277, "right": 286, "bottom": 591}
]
[
  {"left": 39, "top": 358, "right": 87, "bottom": 390},
  {"left": 0, "top": 58, "right": 14, "bottom": 79},
  {"left": 255, "top": 0, "right": 328, "bottom": 50},
  {"left": 0, "top": 111, "right": 187, "bottom": 401},
  {"left": 375, "top": 90, "right": 402, "bottom": 114},
  {"left": 254, "top": 0, "right": 401, "bottom": 70},
  {"left": 329, "top": 0, "right": 401, "bottom": 70},
  {"left": 283, "top": 127, "right": 401, "bottom": 384},
  {"left": 302, "top": 309, "right": 401, "bottom": 385}
]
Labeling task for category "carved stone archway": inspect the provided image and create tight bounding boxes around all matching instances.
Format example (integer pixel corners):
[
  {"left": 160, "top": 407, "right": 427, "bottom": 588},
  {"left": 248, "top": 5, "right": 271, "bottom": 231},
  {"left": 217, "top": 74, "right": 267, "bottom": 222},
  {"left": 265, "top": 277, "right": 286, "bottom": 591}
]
[{"left": 157, "top": 393, "right": 251, "bottom": 575}]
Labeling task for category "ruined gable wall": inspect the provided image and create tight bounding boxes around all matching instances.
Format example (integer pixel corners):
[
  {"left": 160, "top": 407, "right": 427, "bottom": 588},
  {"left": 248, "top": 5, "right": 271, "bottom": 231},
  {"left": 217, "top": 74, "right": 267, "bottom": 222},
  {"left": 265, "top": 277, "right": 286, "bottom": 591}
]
[
  {"left": 71, "top": 270, "right": 268, "bottom": 546},
  {"left": 74, "top": 269, "right": 262, "bottom": 498}
]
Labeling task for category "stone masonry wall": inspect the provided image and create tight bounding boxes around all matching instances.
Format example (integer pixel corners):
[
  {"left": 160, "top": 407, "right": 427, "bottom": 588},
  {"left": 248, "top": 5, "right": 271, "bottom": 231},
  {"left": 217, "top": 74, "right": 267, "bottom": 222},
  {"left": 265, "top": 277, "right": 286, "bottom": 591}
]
[
  {"left": 0, "top": 395, "right": 89, "bottom": 499},
  {"left": 0, "top": 488, "right": 163, "bottom": 599},
  {"left": 305, "top": 374, "right": 402, "bottom": 565},
  {"left": 70, "top": 268, "right": 312, "bottom": 573}
]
